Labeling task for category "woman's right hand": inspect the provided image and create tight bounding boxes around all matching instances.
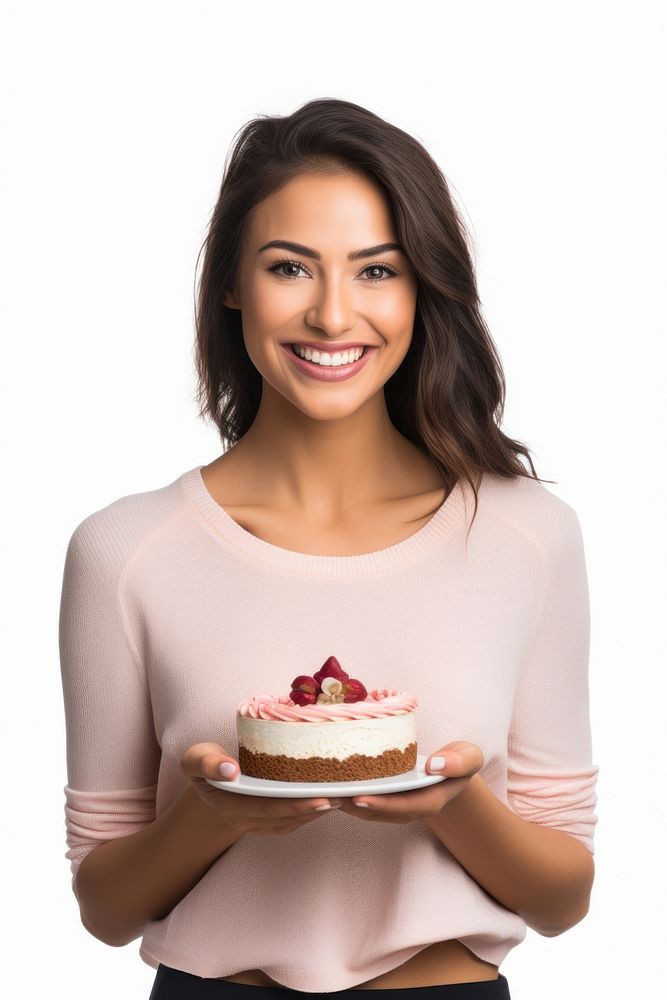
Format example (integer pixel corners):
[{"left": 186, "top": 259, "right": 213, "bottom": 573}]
[{"left": 181, "top": 741, "right": 342, "bottom": 837}]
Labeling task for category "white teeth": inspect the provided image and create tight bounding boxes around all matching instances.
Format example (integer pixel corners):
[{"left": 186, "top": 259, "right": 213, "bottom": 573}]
[{"left": 292, "top": 344, "right": 365, "bottom": 366}]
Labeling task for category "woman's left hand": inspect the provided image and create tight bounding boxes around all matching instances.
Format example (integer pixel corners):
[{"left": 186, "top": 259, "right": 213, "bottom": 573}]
[{"left": 337, "top": 741, "right": 484, "bottom": 824}]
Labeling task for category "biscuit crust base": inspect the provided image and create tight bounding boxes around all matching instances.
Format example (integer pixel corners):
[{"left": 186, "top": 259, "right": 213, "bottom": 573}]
[{"left": 238, "top": 742, "right": 417, "bottom": 782}]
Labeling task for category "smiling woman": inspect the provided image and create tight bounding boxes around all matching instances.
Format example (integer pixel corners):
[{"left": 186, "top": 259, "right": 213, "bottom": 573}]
[
  {"left": 193, "top": 99, "right": 546, "bottom": 531},
  {"left": 60, "top": 97, "right": 597, "bottom": 1000}
]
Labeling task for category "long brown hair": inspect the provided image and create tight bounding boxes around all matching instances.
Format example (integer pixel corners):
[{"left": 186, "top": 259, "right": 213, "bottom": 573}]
[{"left": 193, "top": 97, "right": 554, "bottom": 532}]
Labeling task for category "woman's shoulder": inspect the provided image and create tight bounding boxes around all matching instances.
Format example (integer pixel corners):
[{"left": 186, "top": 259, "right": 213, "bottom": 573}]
[
  {"left": 475, "top": 470, "right": 583, "bottom": 551},
  {"left": 64, "top": 467, "right": 190, "bottom": 578}
]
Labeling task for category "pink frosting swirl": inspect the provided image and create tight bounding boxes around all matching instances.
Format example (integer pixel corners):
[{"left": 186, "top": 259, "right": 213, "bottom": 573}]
[{"left": 237, "top": 688, "right": 418, "bottom": 722}]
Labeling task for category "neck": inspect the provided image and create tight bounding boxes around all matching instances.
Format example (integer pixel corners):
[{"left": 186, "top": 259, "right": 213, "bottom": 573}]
[{"left": 228, "top": 384, "right": 436, "bottom": 517}]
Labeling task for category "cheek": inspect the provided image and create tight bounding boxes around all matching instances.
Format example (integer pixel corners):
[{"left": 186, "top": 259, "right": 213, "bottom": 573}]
[
  {"left": 238, "top": 271, "right": 295, "bottom": 331},
  {"left": 252, "top": 286, "right": 297, "bottom": 330},
  {"left": 240, "top": 287, "right": 294, "bottom": 365},
  {"left": 370, "top": 289, "right": 416, "bottom": 341}
]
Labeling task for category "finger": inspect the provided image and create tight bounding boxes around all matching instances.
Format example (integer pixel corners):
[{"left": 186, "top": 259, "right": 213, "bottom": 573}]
[
  {"left": 425, "top": 741, "right": 484, "bottom": 777},
  {"left": 181, "top": 742, "right": 240, "bottom": 781},
  {"left": 351, "top": 791, "right": 435, "bottom": 812},
  {"left": 351, "top": 777, "right": 468, "bottom": 813},
  {"left": 344, "top": 801, "right": 414, "bottom": 824}
]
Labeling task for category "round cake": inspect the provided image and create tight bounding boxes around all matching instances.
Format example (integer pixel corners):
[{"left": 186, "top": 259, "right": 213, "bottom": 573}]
[{"left": 236, "top": 655, "right": 418, "bottom": 782}]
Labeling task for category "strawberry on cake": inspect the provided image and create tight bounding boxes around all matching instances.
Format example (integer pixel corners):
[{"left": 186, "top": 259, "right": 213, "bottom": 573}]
[{"left": 236, "top": 656, "right": 418, "bottom": 782}]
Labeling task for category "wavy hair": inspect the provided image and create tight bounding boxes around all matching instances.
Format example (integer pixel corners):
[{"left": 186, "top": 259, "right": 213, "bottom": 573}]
[{"left": 193, "top": 98, "right": 554, "bottom": 531}]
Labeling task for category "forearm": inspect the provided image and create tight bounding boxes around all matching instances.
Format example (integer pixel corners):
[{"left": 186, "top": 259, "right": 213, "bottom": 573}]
[
  {"left": 422, "top": 773, "right": 595, "bottom": 936},
  {"left": 75, "top": 782, "right": 245, "bottom": 947}
]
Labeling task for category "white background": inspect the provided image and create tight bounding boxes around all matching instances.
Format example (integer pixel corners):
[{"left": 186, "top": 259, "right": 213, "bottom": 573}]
[{"left": 1, "top": 1, "right": 665, "bottom": 998}]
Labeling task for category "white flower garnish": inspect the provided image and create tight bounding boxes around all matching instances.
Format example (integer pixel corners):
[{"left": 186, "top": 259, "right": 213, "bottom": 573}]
[{"left": 316, "top": 676, "right": 345, "bottom": 704}]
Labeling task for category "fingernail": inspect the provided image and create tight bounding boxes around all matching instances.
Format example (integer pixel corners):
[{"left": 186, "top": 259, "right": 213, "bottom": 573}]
[
  {"left": 314, "top": 803, "right": 331, "bottom": 811},
  {"left": 219, "top": 761, "right": 237, "bottom": 778},
  {"left": 355, "top": 801, "right": 370, "bottom": 808},
  {"left": 428, "top": 756, "right": 446, "bottom": 771}
]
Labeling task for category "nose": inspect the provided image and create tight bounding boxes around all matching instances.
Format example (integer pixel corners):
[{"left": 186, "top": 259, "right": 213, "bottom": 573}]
[{"left": 306, "top": 278, "right": 355, "bottom": 337}]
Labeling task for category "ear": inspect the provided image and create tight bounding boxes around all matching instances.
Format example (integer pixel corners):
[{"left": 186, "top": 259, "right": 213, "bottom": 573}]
[{"left": 222, "top": 288, "right": 241, "bottom": 310}]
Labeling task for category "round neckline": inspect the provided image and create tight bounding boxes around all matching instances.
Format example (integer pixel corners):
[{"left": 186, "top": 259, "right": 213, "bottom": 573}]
[{"left": 179, "top": 464, "right": 469, "bottom": 576}]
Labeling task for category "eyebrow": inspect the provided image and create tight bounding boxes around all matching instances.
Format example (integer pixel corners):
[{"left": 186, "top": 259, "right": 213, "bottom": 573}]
[{"left": 257, "top": 239, "right": 404, "bottom": 261}]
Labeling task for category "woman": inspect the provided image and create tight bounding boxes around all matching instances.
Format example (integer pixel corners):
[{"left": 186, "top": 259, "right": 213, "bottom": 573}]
[{"left": 59, "top": 98, "right": 599, "bottom": 999}]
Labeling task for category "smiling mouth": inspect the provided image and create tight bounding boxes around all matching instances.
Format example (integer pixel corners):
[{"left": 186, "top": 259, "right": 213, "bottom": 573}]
[
  {"left": 287, "top": 343, "right": 369, "bottom": 367},
  {"left": 279, "top": 341, "right": 376, "bottom": 381}
]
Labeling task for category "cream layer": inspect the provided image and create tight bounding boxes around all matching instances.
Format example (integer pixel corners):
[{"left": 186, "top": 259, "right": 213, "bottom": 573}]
[{"left": 236, "top": 712, "right": 416, "bottom": 761}]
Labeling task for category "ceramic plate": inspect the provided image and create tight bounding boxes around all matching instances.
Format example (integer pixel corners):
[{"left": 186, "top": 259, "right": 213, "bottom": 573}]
[{"left": 205, "top": 754, "right": 446, "bottom": 798}]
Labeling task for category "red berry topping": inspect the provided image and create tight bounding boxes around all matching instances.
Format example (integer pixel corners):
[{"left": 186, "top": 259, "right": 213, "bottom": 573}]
[
  {"left": 291, "top": 675, "right": 319, "bottom": 694},
  {"left": 290, "top": 657, "right": 368, "bottom": 706},
  {"left": 290, "top": 689, "right": 318, "bottom": 706},
  {"left": 313, "top": 655, "right": 349, "bottom": 685},
  {"left": 342, "top": 678, "right": 367, "bottom": 702},
  {"left": 289, "top": 674, "right": 318, "bottom": 707}
]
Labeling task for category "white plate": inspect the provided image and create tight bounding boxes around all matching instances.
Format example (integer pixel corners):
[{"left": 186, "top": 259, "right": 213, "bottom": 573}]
[{"left": 205, "top": 754, "right": 446, "bottom": 798}]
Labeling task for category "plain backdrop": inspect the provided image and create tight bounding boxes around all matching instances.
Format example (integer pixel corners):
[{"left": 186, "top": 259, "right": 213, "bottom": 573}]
[{"left": 1, "top": 2, "right": 665, "bottom": 998}]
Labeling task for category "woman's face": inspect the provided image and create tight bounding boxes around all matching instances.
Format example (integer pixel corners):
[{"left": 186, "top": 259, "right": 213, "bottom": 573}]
[{"left": 223, "top": 170, "right": 418, "bottom": 423}]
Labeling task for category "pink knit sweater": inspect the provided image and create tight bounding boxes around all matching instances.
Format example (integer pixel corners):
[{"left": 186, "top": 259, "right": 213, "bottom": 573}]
[{"left": 58, "top": 464, "right": 599, "bottom": 993}]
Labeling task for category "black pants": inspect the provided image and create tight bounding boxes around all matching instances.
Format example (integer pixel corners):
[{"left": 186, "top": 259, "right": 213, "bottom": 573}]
[{"left": 148, "top": 964, "right": 512, "bottom": 999}]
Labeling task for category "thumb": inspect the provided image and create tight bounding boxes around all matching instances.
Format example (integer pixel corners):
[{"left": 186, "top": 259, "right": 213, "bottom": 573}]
[
  {"left": 426, "top": 741, "right": 484, "bottom": 776},
  {"left": 181, "top": 741, "right": 240, "bottom": 781}
]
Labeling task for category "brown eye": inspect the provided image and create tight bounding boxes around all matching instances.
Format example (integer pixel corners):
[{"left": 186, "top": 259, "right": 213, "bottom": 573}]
[
  {"left": 268, "top": 260, "right": 309, "bottom": 280},
  {"left": 361, "top": 264, "right": 397, "bottom": 282}
]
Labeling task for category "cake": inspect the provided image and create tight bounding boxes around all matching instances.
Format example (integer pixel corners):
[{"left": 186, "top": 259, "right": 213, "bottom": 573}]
[{"left": 236, "top": 655, "right": 418, "bottom": 782}]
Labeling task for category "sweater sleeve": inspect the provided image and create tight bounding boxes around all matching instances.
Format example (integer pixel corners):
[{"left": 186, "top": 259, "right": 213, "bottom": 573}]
[
  {"left": 58, "top": 514, "right": 161, "bottom": 903},
  {"left": 506, "top": 505, "right": 599, "bottom": 854}
]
